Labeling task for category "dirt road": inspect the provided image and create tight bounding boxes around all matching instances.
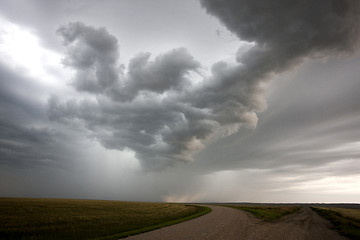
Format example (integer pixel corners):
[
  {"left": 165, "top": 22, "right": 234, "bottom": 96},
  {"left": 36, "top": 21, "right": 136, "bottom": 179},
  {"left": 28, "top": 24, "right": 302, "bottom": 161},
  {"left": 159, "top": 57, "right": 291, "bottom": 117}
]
[{"left": 125, "top": 205, "right": 347, "bottom": 240}]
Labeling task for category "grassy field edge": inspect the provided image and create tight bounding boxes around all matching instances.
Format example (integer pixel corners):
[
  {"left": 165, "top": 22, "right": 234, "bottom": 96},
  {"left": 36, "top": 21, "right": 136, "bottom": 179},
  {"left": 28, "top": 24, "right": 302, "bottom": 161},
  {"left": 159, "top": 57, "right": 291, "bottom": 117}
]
[
  {"left": 92, "top": 205, "right": 212, "bottom": 240},
  {"left": 311, "top": 207, "right": 360, "bottom": 240}
]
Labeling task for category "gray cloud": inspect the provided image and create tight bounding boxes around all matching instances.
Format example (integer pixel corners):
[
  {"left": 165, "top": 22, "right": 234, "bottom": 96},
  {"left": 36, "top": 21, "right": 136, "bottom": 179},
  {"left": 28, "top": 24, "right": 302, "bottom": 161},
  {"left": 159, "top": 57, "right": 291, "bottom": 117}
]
[
  {"left": 51, "top": 0, "right": 360, "bottom": 170},
  {"left": 53, "top": 22, "right": 261, "bottom": 170},
  {"left": 48, "top": 94, "right": 217, "bottom": 170},
  {"left": 0, "top": 119, "right": 53, "bottom": 166},
  {"left": 201, "top": 0, "right": 360, "bottom": 53},
  {"left": 52, "top": 22, "right": 219, "bottom": 170},
  {"left": 192, "top": 0, "right": 360, "bottom": 124},
  {"left": 0, "top": 63, "right": 82, "bottom": 169},
  {"left": 58, "top": 21, "right": 201, "bottom": 101},
  {"left": 112, "top": 48, "right": 200, "bottom": 101},
  {"left": 58, "top": 22, "right": 120, "bottom": 93},
  {"left": 194, "top": 57, "right": 360, "bottom": 172},
  {"left": 1, "top": 0, "right": 360, "bottom": 202}
]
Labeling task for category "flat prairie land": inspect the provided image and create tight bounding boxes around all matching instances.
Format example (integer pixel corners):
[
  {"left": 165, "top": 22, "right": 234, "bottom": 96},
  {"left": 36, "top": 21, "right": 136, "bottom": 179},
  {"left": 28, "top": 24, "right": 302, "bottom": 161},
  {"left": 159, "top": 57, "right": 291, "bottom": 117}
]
[
  {"left": 312, "top": 207, "right": 360, "bottom": 240},
  {"left": 329, "top": 207, "right": 360, "bottom": 221},
  {"left": 0, "top": 198, "right": 210, "bottom": 240}
]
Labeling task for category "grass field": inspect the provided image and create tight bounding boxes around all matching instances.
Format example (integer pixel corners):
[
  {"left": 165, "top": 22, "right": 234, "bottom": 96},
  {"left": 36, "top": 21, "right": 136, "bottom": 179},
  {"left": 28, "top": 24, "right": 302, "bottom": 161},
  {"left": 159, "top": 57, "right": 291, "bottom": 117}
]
[
  {"left": 0, "top": 198, "right": 211, "bottom": 240},
  {"left": 312, "top": 207, "right": 360, "bottom": 240},
  {"left": 222, "top": 205, "right": 301, "bottom": 221}
]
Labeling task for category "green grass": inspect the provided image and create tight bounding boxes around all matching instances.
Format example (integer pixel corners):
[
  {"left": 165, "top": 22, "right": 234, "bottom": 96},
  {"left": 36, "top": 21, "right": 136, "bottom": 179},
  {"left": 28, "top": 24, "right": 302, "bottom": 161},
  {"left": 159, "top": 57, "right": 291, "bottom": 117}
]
[
  {"left": 222, "top": 205, "right": 301, "bottom": 221},
  {"left": 311, "top": 207, "right": 360, "bottom": 240},
  {"left": 0, "top": 198, "right": 211, "bottom": 240},
  {"left": 329, "top": 208, "right": 360, "bottom": 222}
]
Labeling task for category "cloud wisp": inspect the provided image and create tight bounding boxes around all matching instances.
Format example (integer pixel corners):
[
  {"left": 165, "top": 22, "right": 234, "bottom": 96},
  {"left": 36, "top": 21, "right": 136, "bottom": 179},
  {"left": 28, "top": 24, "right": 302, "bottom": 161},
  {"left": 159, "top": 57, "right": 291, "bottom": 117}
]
[{"left": 49, "top": 1, "right": 360, "bottom": 170}]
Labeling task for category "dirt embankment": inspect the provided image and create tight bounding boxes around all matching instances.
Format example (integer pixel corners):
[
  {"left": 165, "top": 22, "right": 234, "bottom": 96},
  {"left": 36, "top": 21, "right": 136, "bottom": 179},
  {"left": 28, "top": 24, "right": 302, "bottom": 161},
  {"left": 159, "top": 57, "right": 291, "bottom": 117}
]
[{"left": 125, "top": 205, "right": 347, "bottom": 240}]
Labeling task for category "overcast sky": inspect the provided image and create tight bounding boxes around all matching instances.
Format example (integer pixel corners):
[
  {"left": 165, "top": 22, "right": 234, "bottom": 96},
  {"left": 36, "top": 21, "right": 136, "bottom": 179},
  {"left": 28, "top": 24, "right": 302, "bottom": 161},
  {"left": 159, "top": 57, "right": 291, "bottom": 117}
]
[{"left": 1, "top": 0, "right": 360, "bottom": 203}]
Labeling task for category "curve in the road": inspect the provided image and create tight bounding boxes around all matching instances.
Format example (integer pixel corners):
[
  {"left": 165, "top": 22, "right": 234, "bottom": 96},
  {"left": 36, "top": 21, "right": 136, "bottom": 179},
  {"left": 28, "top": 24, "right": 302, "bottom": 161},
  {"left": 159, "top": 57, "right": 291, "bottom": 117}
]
[{"left": 124, "top": 205, "right": 347, "bottom": 240}]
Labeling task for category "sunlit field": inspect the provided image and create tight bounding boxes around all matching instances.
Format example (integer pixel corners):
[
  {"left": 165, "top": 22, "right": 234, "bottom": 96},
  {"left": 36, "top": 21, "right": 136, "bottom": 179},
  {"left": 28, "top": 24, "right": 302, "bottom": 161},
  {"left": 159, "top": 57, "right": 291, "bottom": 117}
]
[{"left": 0, "top": 198, "right": 210, "bottom": 240}]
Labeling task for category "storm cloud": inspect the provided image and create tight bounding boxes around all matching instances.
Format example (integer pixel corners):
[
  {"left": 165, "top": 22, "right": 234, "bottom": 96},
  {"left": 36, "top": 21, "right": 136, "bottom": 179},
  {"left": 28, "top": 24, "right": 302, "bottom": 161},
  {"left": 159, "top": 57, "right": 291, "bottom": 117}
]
[
  {"left": 48, "top": 1, "right": 360, "bottom": 170},
  {"left": 57, "top": 22, "right": 120, "bottom": 94},
  {"left": 192, "top": 0, "right": 360, "bottom": 124},
  {"left": 47, "top": 1, "right": 360, "bottom": 170},
  {"left": 0, "top": 63, "right": 81, "bottom": 170},
  {"left": 1, "top": 0, "right": 360, "bottom": 202}
]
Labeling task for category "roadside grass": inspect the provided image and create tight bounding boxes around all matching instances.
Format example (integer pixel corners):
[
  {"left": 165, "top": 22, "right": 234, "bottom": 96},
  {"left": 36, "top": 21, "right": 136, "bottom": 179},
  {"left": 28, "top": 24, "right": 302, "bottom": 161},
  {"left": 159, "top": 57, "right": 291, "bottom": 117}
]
[
  {"left": 222, "top": 205, "right": 301, "bottom": 221},
  {"left": 311, "top": 207, "right": 360, "bottom": 240},
  {"left": 0, "top": 198, "right": 211, "bottom": 240}
]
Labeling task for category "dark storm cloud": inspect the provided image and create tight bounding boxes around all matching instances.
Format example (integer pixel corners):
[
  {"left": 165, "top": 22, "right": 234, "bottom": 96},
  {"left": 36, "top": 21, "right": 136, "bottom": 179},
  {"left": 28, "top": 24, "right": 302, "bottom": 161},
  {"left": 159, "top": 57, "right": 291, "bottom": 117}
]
[
  {"left": 50, "top": 0, "right": 360, "bottom": 170},
  {"left": 53, "top": 22, "right": 262, "bottom": 169},
  {"left": 53, "top": 22, "right": 218, "bottom": 169},
  {"left": 193, "top": 0, "right": 360, "bottom": 125},
  {"left": 0, "top": 119, "right": 56, "bottom": 167},
  {"left": 201, "top": 0, "right": 360, "bottom": 53},
  {"left": 48, "top": 94, "right": 217, "bottom": 170},
  {"left": 0, "top": 0, "right": 359, "bottom": 203},
  {"left": 0, "top": 64, "right": 82, "bottom": 169}
]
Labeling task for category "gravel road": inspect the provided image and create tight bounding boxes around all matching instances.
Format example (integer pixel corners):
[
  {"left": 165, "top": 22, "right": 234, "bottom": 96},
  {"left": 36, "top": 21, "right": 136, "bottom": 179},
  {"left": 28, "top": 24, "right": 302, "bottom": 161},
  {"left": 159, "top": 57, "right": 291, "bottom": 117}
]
[{"left": 125, "top": 205, "right": 347, "bottom": 240}]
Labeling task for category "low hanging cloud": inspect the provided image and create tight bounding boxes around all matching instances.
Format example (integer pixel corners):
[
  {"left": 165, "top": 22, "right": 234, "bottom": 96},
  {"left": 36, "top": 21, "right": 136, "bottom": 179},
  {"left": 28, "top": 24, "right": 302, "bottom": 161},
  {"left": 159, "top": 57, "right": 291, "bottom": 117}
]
[
  {"left": 52, "top": 22, "right": 215, "bottom": 170},
  {"left": 49, "top": 1, "right": 360, "bottom": 170},
  {"left": 193, "top": 0, "right": 360, "bottom": 124}
]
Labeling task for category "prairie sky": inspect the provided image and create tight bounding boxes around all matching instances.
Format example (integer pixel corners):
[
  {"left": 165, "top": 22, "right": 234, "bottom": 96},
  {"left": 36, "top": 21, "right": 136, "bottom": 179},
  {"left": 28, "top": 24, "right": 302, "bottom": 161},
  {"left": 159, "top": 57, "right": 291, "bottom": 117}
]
[{"left": 0, "top": 0, "right": 360, "bottom": 203}]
